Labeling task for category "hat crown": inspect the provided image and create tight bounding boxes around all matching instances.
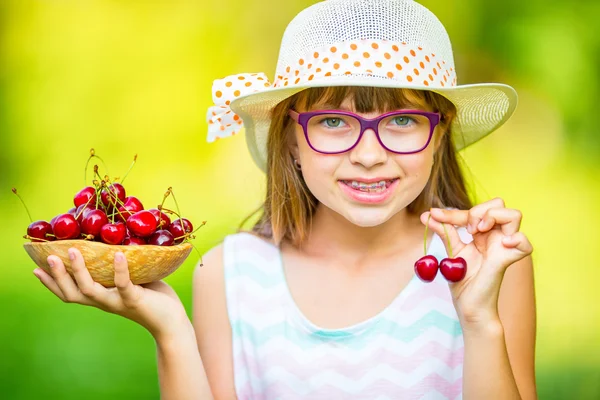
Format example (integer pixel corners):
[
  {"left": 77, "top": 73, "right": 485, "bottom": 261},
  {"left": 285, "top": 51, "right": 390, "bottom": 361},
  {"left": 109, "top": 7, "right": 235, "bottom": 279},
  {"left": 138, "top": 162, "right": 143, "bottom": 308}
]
[{"left": 276, "top": 0, "right": 456, "bottom": 78}]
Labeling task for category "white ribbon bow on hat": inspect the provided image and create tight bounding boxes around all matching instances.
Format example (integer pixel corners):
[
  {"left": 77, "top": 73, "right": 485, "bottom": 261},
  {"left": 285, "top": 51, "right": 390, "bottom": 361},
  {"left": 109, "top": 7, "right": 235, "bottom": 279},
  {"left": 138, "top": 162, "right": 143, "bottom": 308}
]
[{"left": 206, "top": 73, "right": 271, "bottom": 142}]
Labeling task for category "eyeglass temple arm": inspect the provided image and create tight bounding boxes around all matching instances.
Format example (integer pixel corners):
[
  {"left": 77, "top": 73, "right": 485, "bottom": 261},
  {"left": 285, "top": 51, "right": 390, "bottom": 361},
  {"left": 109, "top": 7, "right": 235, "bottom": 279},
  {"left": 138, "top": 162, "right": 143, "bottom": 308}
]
[{"left": 288, "top": 110, "right": 299, "bottom": 121}]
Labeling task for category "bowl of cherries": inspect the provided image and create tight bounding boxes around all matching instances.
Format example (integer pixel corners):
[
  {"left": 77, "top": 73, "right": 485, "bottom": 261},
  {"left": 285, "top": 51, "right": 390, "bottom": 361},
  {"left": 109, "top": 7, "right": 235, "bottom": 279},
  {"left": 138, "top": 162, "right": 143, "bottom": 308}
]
[{"left": 16, "top": 149, "right": 205, "bottom": 287}]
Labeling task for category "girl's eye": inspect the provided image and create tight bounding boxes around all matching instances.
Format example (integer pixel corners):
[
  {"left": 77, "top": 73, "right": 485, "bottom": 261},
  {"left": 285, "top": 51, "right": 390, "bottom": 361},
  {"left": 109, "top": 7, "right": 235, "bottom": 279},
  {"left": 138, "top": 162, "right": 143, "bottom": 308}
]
[
  {"left": 391, "top": 116, "right": 413, "bottom": 126},
  {"left": 323, "top": 118, "right": 344, "bottom": 128}
]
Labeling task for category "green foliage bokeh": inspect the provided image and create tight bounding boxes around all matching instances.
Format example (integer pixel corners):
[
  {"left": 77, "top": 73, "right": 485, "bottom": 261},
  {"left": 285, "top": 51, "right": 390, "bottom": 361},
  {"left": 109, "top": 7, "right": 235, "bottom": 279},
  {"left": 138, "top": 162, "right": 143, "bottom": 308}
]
[{"left": 1, "top": 1, "right": 599, "bottom": 398}]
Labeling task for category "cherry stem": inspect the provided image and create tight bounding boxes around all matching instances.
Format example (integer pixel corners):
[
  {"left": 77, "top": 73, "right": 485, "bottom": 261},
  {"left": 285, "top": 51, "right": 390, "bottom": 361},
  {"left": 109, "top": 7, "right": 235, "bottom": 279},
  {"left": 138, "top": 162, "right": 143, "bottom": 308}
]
[
  {"left": 84, "top": 148, "right": 94, "bottom": 186},
  {"left": 99, "top": 179, "right": 128, "bottom": 218},
  {"left": 441, "top": 222, "right": 453, "bottom": 258},
  {"left": 154, "top": 188, "right": 172, "bottom": 228},
  {"left": 424, "top": 214, "right": 431, "bottom": 256},
  {"left": 191, "top": 221, "right": 207, "bottom": 234},
  {"left": 94, "top": 180, "right": 102, "bottom": 208},
  {"left": 169, "top": 187, "right": 184, "bottom": 230},
  {"left": 189, "top": 242, "right": 203, "bottom": 267},
  {"left": 158, "top": 206, "right": 181, "bottom": 219},
  {"left": 120, "top": 154, "right": 137, "bottom": 185},
  {"left": 23, "top": 234, "right": 50, "bottom": 242},
  {"left": 75, "top": 191, "right": 96, "bottom": 221},
  {"left": 159, "top": 188, "right": 171, "bottom": 211},
  {"left": 84, "top": 149, "right": 110, "bottom": 186},
  {"left": 93, "top": 165, "right": 104, "bottom": 183},
  {"left": 173, "top": 221, "right": 206, "bottom": 244},
  {"left": 110, "top": 206, "right": 129, "bottom": 224},
  {"left": 12, "top": 188, "right": 33, "bottom": 223}
]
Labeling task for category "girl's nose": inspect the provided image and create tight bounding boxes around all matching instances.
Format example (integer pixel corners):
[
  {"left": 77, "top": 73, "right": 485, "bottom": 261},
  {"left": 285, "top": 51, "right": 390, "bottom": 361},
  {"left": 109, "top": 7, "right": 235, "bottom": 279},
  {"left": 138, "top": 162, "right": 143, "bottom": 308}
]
[{"left": 347, "top": 128, "right": 388, "bottom": 168}]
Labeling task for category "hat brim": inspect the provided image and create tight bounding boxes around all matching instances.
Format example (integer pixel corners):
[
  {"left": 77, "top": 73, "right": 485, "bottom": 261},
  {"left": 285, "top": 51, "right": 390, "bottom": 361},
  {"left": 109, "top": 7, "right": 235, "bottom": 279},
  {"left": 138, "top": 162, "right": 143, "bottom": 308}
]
[{"left": 230, "top": 77, "right": 517, "bottom": 172}]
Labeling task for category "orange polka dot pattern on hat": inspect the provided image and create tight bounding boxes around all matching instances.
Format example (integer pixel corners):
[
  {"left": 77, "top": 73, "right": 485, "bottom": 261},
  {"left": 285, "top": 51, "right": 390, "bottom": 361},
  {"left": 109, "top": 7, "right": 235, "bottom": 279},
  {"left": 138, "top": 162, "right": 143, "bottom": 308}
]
[
  {"left": 207, "top": 72, "right": 271, "bottom": 142},
  {"left": 273, "top": 39, "right": 456, "bottom": 89},
  {"left": 206, "top": 40, "right": 457, "bottom": 142}
]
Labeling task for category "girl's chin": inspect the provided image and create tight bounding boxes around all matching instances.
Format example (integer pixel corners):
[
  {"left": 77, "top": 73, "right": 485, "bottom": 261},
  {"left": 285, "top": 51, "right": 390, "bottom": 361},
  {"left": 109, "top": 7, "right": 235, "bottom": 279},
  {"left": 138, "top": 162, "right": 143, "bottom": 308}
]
[{"left": 340, "top": 207, "right": 395, "bottom": 228}]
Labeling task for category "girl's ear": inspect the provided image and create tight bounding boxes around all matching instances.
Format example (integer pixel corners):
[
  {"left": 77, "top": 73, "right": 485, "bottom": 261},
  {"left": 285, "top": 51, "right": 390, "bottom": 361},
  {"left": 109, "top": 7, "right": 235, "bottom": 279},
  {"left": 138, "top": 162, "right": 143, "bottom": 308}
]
[
  {"left": 287, "top": 125, "right": 300, "bottom": 160},
  {"left": 432, "top": 128, "right": 442, "bottom": 153},
  {"left": 432, "top": 122, "right": 448, "bottom": 152}
]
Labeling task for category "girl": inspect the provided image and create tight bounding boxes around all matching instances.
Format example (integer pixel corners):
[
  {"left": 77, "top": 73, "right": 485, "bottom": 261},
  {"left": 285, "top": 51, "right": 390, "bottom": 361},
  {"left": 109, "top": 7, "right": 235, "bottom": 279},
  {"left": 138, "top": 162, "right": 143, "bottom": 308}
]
[{"left": 34, "top": 0, "right": 536, "bottom": 399}]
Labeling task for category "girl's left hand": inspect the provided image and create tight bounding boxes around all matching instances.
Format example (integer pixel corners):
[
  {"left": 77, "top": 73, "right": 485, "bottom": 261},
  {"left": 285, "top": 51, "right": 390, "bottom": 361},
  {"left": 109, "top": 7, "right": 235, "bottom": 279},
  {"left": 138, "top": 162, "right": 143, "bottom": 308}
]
[{"left": 420, "top": 198, "right": 533, "bottom": 331}]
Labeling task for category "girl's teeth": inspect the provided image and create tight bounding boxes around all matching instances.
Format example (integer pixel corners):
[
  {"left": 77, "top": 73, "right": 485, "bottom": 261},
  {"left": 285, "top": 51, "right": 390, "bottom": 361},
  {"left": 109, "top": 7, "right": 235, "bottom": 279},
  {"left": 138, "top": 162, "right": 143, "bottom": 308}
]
[{"left": 347, "top": 180, "right": 391, "bottom": 192}]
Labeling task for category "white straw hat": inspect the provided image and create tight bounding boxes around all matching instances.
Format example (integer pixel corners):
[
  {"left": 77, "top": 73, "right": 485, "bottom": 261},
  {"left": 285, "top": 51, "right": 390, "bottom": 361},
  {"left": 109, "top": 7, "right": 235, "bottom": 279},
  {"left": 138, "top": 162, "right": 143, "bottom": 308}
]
[{"left": 206, "top": 0, "right": 518, "bottom": 172}]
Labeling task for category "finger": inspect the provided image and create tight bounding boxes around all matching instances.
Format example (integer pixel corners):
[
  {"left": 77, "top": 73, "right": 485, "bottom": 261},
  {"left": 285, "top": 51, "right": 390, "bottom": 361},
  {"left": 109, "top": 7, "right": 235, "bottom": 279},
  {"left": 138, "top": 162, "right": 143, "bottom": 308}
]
[
  {"left": 33, "top": 267, "right": 66, "bottom": 301},
  {"left": 477, "top": 208, "right": 523, "bottom": 236},
  {"left": 69, "top": 248, "right": 104, "bottom": 301},
  {"left": 47, "top": 254, "right": 87, "bottom": 304},
  {"left": 502, "top": 232, "right": 533, "bottom": 255},
  {"left": 429, "top": 208, "right": 469, "bottom": 227},
  {"left": 466, "top": 197, "right": 506, "bottom": 234},
  {"left": 113, "top": 252, "right": 140, "bottom": 307},
  {"left": 421, "top": 211, "right": 466, "bottom": 256}
]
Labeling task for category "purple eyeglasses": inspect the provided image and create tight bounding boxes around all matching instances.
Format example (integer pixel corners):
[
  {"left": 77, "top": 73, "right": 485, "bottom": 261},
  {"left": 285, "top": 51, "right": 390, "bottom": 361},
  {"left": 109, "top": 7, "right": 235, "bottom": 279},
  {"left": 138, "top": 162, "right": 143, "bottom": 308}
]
[{"left": 288, "top": 109, "right": 441, "bottom": 154}]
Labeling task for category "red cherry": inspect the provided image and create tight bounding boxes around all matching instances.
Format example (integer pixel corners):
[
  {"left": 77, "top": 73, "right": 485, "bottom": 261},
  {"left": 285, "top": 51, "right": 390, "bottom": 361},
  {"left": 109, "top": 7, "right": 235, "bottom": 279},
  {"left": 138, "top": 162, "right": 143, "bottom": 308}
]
[
  {"left": 168, "top": 218, "right": 193, "bottom": 244},
  {"left": 74, "top": 186, "right": 96, "bottom": 208},
  {"left": 149, "top": 208, "right": 171, "bottom": 229},
  {"left": 101, "top": 183, "right": 126, "bottom": 207},
  {"left": 414, "top": 255, "right": 439, "bottom": 282},
  {"left": 439, "top": 257, "right": 467, "bottom": 282},
  {"left": 147, "top": 229, "right": 174, "bottom": 246},
  {"left": 123, "top": 236, "right": 146, "bottom": 245},
  {"left": 50, "top": 215, "right": 59, "bottom": 227},
  {"left": 27, "top": 221, "right": 54, "bottom": 242},
  {"left": 126, "top": 210, "right": 158, "bottom": 238},
  {"left": 100, "top": 222, "right": 126, "bottom": 245},
  {"left": 81, "top": 209, "right": 109, "bottom": 237},
  {"left": 67, "top": 207, "right": 77, "bottom": 217},
  {"left": 75, "top": 203, "right": 97, "bottom": 223},
  {"left": 53, "top": 214, "right": 81, "bottom": 240},
  {"left": 116, "top": 196, "right": 144, "bottom": 222}
]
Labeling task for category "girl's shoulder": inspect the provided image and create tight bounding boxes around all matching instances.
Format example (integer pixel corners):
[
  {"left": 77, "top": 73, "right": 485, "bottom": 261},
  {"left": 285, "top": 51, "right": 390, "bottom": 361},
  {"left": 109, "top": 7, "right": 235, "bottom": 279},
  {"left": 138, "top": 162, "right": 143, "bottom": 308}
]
[
  {"left": 221, "top": 230, "right": 281, "bottom": 270},
  {"left": 222, "top": 230, "right": 277, "bottom": 254},
  {"left": 224, "top": 230, "right": 276, "bottom": 246},
  {"left": 198, "top": 231, "right": 278, "bottom": 279}
]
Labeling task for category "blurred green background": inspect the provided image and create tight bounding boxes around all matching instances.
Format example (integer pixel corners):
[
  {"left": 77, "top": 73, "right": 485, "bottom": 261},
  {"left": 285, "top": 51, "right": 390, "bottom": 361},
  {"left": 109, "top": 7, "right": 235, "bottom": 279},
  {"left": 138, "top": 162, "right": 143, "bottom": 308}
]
[{"left": 1, "top": 0, "right": 599, "bottom": 398}]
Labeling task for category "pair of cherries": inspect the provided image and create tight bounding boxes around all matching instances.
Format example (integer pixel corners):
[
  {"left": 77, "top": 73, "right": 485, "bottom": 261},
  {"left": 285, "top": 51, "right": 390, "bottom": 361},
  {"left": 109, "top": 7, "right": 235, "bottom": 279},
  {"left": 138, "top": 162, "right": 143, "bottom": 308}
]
[{"left": 414, "top": 215, "right": 467, "bottom": 283}]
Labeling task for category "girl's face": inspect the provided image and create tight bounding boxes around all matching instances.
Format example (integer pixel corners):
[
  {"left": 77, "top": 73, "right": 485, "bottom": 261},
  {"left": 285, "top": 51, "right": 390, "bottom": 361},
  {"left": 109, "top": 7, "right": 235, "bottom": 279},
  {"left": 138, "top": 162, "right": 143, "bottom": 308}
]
[{"left": 291, "top": 96, "right": 439, "bottom": 227}]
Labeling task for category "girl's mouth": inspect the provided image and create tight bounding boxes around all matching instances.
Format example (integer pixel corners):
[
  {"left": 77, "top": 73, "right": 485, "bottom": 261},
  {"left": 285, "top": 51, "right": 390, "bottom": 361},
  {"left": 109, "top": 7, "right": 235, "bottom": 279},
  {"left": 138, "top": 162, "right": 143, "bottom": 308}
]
[
  {"left": 338, "top": 179, "right": 400, "bottom": 204},
  {"left": 339, "top": 179, "right": 398, "bottom": 193}
]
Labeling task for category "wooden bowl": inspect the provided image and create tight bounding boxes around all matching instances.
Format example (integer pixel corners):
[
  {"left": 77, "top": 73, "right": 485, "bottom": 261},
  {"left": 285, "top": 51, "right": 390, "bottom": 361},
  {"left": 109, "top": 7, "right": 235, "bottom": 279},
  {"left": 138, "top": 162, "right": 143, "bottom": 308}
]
[{"left": 24, "top": 240, "right": 193, "bottom": 287}]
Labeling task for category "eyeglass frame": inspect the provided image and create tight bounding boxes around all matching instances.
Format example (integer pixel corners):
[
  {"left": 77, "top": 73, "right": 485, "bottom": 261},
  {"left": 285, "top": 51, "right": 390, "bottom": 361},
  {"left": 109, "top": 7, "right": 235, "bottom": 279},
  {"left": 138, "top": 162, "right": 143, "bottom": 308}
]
[{"left": 288, "top": 109, "right": 441, "bottom": 155}]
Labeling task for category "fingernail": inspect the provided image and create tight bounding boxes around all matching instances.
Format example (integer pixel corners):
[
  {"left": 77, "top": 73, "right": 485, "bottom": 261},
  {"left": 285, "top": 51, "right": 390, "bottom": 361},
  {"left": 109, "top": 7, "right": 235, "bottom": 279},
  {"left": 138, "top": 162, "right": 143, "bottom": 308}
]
[
  {"left": 115, "top": 252, "right": 124, "bottom": 262},
  {"left": 47, "top": 258, "right": 54, "bottom": 268},
  {"left": 478, "top": 220, "right": 485, "bottom": 230},
  {"left": 33, "top": 269, "right": 41, "bottom": 279},
  {"left": 68, "top": 250, "right": 75, "bottom": 261},
  {"left": 467, "top": 224, "right": 473, "bottom": 234}
]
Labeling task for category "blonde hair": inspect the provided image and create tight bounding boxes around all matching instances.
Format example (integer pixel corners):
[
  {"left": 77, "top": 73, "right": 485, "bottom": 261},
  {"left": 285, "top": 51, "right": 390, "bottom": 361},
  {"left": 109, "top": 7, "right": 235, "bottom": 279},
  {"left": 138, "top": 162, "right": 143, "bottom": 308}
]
[{"left": 239, "top": 86, "right": 472, "bottom": 247}]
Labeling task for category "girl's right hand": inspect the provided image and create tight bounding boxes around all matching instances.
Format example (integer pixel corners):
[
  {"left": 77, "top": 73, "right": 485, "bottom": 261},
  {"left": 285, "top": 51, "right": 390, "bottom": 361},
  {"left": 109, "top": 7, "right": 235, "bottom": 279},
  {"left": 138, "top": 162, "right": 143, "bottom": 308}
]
[{"left": 33, "top": 247, "right": 191, "bottom": 341}]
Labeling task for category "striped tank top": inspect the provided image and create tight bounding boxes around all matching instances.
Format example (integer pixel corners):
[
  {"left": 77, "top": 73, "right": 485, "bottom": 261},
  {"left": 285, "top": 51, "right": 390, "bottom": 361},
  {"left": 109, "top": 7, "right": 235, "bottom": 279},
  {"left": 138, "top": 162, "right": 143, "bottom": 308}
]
[{"left": 223, "top": 230, "right": 469, "bottom": 400}]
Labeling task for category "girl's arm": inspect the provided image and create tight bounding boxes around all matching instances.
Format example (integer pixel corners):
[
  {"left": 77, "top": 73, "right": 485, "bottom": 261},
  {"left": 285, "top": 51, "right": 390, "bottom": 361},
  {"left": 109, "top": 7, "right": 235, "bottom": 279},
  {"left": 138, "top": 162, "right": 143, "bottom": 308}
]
[
  {"left": 156, "top": 321, "right": 214, "bottom": 400},
  {"left": 498, "top": 255, "right": 537, "bottom": 399},
  {"left": 34, "top": 249, "right": 215, "bottom": 399},
  {"left": 192, "top": 244, "right": 238, "bottom": 399},
  {"left": 462, "top": 255, "right": 537, "bottom": 400},
  {"left": 424, "top": 202, "right": 537, "bottom": 400}
]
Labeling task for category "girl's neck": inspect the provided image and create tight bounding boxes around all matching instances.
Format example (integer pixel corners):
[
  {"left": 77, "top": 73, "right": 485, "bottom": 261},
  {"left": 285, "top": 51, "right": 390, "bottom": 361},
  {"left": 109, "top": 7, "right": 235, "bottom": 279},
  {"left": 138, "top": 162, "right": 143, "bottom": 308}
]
[{"left": 299, "top": 204, "right": 422, "bottom": 259}]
